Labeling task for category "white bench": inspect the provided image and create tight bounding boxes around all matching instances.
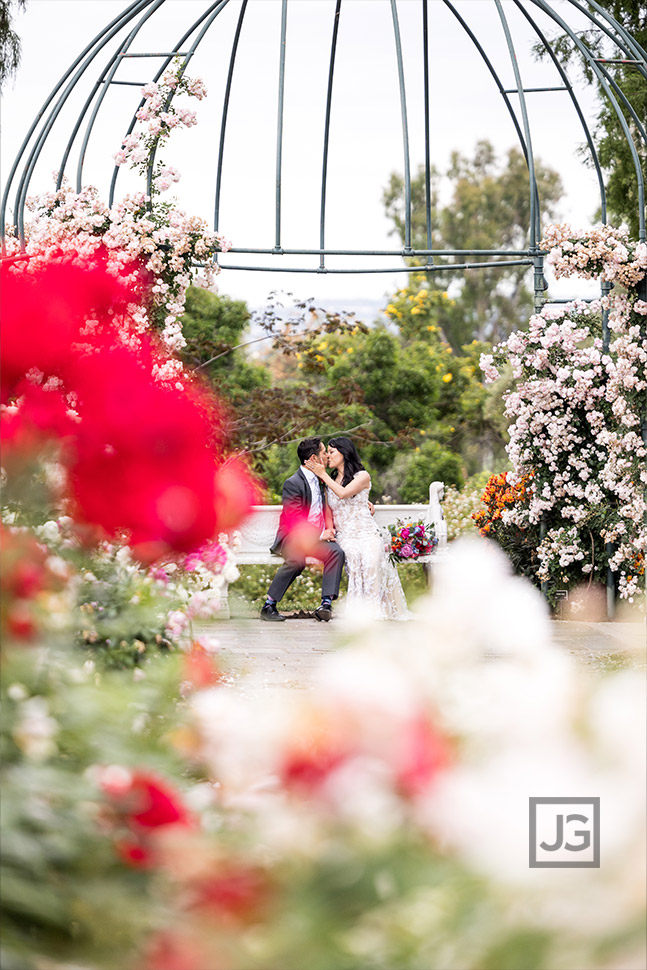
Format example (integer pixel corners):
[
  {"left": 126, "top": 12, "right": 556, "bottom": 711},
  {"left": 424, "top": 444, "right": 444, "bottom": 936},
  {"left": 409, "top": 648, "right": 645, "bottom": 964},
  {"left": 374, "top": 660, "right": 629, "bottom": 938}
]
[
  {"left": 217, "top": 483, "right": 447, "bottom": 617},
  {"left": 235, "top": 481, "right": 446, "bottom": 561}
]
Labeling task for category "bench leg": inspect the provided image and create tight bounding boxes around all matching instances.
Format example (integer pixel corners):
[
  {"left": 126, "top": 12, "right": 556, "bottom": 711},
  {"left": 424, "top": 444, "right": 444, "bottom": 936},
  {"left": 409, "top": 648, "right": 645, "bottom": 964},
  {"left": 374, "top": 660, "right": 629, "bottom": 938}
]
[{"left": 219, "top": 581, "right": 231, "bottom": 620}]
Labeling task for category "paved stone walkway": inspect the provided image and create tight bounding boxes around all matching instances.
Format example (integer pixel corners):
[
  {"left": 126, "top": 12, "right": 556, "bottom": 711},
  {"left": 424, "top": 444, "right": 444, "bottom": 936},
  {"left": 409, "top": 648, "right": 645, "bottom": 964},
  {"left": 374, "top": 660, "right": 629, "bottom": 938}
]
[{"left": 196, "top": 616, "right": 645, "bottom": 693}]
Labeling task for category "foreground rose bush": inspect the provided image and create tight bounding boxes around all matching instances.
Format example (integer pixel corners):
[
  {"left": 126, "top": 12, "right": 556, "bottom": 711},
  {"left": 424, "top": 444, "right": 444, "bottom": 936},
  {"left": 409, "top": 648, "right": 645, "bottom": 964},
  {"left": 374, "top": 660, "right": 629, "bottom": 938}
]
[
  {"left": 1, "top": 258, "right": 258, "bottom": 555},
  {"left": 1, "top": 539, "right": 644, "bottom": 970}
]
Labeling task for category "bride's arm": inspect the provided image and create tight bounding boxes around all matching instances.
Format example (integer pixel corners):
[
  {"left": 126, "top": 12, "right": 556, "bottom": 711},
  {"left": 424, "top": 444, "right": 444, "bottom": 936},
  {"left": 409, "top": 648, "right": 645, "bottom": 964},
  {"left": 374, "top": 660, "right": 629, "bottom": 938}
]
[{"left": 305, "top": 459, "right": 370, "bottom": 500}]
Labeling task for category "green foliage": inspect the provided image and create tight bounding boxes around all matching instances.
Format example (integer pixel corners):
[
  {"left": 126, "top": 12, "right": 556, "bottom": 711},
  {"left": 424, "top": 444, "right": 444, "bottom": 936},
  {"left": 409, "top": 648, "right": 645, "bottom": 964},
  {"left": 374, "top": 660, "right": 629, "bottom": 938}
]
[
  {"left": 380, "top": 440, "right": 465, "bottom": 503},
  {"left": 533, "top": 1, "right": 646, "bottom": 238},
  {"left": 383, "top": 141, "right": 563, "bottom": 346},
  {"left": 180, "top": 286, "right": 270, "bottom": 403},
  {"left": 76, "top": 546, "right": 181, "bottom": 670},
  {"left": 442, "top": 477, "right": 490, "bottom": 541},
  {"left": 0, "top": 645, "right": 186, "bottom": 970},
  {"left": 0, "top": 0, "right": 25, "bottom": 88},
  {"left": 231, "top": 564, "right": 334, "bottom": 614},
  {"left": 231, "top": 562, "right": 429, "bottom": 613}
]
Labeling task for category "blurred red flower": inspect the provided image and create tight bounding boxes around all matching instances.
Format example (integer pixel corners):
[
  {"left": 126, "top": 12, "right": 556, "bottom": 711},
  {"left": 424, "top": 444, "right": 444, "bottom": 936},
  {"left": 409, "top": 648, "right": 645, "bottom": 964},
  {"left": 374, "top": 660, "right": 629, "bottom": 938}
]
[
  {"left": 0, "top": 257, "right": 131, "bottom": 402},
  {"left": 281, "top": 744, "right": 349, "bottom": 792},
  {"left": 189, "top": 865, "right": 270, "bottom": 922},
  {"left": 1, "top": 257, "right": 259, "bottom": 552},
  {"left": 0, "top": 525, "right": 66, "bottom": 643},
  {"left": 182, "top": 642, "right": 224, "bottom": 690},
  {"left": 68, "top": 342, "right": 221, "bottom": 551},
  {"left": 395, "top": 714, "right": 450, "bottom": 798},
  {"left": 124, "top": 771, "right": 193, "bottom": 831},
  {"left": 141, "top": 931, "right": 218, "bottom": 970}
]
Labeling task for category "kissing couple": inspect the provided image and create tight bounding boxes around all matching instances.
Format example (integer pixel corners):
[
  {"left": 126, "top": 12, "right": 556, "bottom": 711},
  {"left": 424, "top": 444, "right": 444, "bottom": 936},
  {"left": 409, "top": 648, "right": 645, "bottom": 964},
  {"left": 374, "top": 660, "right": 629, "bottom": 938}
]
[{"left": 261, "top": 436, "right": 408, "bottom": 622}]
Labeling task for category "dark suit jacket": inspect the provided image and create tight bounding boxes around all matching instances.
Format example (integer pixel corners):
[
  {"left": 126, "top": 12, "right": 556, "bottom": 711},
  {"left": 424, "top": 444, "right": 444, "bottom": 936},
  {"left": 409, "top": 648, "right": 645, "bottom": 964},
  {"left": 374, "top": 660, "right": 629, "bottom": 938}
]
[{"left": 270, "top": 467, "right": 325, "bottom": 556}]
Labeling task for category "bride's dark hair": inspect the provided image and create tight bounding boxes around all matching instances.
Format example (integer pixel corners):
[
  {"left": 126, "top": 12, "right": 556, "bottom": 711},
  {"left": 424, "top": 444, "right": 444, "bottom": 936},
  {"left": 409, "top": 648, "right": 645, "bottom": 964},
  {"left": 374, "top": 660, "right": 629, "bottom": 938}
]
[{"left": 328, "top": 437, "right": 365, "bottom": 487}]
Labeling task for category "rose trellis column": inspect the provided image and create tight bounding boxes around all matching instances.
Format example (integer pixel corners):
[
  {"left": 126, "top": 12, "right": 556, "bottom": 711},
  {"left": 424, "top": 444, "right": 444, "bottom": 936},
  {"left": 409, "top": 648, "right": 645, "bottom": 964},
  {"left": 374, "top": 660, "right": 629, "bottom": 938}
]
[{"left": 481, "top": 225, "right": 647, "bottom": 617}]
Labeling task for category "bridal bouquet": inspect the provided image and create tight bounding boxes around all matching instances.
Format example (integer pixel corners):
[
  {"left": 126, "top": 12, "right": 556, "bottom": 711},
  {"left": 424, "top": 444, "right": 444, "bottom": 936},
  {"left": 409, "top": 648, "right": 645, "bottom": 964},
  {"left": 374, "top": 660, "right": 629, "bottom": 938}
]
[{"left": 388, "top": 519, "right": 437, "bottom": 564}]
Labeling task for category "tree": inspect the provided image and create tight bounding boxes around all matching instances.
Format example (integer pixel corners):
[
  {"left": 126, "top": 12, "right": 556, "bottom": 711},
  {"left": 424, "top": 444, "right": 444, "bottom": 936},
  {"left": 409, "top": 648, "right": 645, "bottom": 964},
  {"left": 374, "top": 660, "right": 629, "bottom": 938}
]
[
  {"left": 383, "top": 140, "right": 563, "bottom": 346},
  {"left": 179, "top": 287, "right": 371, "bottom": 494},
  {"left": 179, "top": 285, "right": 269, "bottom": 406},
  {"left": 0, "top": 0, "right": 25, "bottom": 89},
  {"left": 180, "top": 285, "right": 508, "bottom": 501},
  {"left": 534, "top": 1, "right": 646, "bottom": 239}
]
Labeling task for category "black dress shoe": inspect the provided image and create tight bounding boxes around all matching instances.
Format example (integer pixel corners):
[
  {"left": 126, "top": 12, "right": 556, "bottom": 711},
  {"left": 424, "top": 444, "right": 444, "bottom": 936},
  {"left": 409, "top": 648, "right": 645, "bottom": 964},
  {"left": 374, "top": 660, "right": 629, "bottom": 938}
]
[
  {"left": 260, "top": 603, "right": 286, "bottom": 622},
  {"left": 314, "top": 604, "right": 332, "bottom": 622}
]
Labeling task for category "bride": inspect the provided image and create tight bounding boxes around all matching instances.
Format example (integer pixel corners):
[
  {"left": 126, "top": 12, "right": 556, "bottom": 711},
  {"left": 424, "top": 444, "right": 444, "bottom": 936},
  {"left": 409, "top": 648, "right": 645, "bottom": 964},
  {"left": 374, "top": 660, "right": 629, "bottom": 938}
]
[{"left": 305, "top": 437, "right": 408, "bottom": 620}]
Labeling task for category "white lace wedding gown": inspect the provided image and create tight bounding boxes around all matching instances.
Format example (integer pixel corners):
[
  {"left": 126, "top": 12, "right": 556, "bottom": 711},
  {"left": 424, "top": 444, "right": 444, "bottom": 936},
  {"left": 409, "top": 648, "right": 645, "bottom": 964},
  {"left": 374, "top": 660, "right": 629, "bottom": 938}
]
[{"left": 327, "top": 478, "right": 409, "bottom": 620}]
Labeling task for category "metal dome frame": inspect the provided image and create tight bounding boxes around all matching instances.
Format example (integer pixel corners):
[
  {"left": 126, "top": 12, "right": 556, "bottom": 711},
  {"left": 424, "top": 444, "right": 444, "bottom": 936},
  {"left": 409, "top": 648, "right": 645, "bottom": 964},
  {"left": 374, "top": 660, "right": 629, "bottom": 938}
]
[
  {"left": 1, "top": 0, "right": 645, "bottom": 619},
  {"left": 2, "top": 0, "right": 646, "bottom": 323}
]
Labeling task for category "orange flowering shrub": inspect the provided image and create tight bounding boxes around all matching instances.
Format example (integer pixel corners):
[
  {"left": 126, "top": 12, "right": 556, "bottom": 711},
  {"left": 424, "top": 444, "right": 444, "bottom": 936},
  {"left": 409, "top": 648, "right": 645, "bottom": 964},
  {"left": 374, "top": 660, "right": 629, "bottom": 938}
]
[
  {"left": 472, "top": 472, "right": 540, "bottom": 583},
  {"left": 472, "top": 472, "right": 532, "bottom": 537}
]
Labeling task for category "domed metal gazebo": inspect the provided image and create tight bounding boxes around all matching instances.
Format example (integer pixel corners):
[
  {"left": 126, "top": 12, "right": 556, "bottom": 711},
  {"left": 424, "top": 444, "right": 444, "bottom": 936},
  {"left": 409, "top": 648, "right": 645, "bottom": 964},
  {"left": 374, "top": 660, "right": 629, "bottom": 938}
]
[
  {"left": 2, "top": 0, "right": 645, "bottom": 315},
  {"left": 1, "top": 0, "right": 645, "bottom": 619}
]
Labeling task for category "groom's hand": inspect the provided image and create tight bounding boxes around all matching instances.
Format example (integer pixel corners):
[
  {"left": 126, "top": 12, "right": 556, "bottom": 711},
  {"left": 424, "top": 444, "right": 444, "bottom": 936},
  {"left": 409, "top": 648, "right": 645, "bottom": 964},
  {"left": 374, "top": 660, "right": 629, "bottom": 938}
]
[
  {"left": 368, "top": 501, "right": 375, "bottom": 516},
  {"left": 320, "top": 528, "right": 336, "bottom": 541}
]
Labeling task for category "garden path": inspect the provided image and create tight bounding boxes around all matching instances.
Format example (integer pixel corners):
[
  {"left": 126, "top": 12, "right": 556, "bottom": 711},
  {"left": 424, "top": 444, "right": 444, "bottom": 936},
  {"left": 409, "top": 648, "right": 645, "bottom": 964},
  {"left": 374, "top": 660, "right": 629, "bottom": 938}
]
[{"left": 196, "top": 617, "right": 645, "bottom": 694}]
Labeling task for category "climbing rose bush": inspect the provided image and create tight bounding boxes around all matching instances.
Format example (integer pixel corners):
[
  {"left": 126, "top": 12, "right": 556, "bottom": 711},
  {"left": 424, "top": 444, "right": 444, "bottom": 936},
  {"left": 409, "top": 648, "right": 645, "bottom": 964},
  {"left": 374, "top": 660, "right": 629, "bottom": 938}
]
[
  {"left": 2, "top": 64, "right": 229, "bottom": 356},
  {"left": 480, "top": 225, "right": 646, "bottom": 601}
]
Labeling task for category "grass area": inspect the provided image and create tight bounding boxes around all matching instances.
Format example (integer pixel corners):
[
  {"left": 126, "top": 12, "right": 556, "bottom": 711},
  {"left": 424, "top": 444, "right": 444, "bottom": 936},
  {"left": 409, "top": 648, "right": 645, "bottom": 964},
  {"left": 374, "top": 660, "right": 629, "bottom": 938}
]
[{"left": 229, "top": 563, "right": 429, "bottom": 616}]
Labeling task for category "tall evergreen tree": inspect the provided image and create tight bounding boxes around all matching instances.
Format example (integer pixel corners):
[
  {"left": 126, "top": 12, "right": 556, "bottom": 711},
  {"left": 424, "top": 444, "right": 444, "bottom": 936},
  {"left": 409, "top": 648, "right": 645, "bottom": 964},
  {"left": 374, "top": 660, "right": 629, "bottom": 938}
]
[{"left": 534, "top": 0, "right": 646, "bottom": 238}]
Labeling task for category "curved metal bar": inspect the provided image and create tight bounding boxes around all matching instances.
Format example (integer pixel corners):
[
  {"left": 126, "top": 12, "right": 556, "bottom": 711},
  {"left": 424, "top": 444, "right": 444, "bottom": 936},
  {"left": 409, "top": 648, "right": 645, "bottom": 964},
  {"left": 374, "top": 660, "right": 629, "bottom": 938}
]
[
  {"left": 274, "top": 0, "right": 288, "bottom": 249},
  {"left": 422, "top": 0, "right": 433, "bottom": 263},
  {"left": 595, "top": 61, "right": 647, "bottom": 145},
  {"left": 442, "top": 1, "right": 540, "bottom": 248},
  {"left": 73, "top": 0, "right": 167, "bottom": 192},
  {"left": 0, "top": 0, "right": 149, "bottom": 247},
  {"left": 319, "top": 0, "right": 342, "bottom": 270},
  {"left": 144, "top": 0, "right": 231, "bottom": 200},
  {"left": 109, "top": 0, "right": 226, "bottom": 207},
  {"left": 529, "top": 0, "right": 645, "bottom": 240},
  {"left": 390, "top": 0, "right": 412, "bottom": 251},
  {"left": 513, "top": 0, "right": 608, "bottom": 223},
  {"left": 564, "top": 0, "right": 647, "bottom": 75},
  {"left": 9, "top": 0, "right": 155, "bottom": 248},
  {"left": 494, "top": 0, "right": 538, "bottom": 249},
  {"left": 214, "top": 0, "right": 248, "bottom": 235}
]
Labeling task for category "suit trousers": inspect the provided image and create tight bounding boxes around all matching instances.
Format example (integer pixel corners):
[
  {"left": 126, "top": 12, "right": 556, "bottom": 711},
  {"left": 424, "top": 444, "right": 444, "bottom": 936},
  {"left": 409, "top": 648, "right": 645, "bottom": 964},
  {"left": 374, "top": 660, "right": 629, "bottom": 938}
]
[{"left": 268, "top": 539, "right": 345, "bottom": 603}]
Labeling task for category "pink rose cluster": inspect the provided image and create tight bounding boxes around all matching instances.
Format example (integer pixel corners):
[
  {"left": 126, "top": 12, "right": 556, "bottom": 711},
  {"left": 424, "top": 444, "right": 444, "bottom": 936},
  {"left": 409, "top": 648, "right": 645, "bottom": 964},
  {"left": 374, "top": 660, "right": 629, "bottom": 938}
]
[
  {"left": 115, "top": 64, "right": 206, "bottom": 195},
  {"left": 543, "top": 223, "right": 647, "bottom": 288},
  {"left": 481, "top": 225, "right": 646, "bottom": 601}
]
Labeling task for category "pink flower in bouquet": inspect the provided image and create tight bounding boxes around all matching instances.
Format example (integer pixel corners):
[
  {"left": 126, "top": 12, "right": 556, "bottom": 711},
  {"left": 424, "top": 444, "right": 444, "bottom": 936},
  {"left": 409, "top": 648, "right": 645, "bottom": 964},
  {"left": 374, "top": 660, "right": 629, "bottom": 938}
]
[
  {"left": 400, "top": 528, "right": 410, "bottom": 539},
  {"left": 400, "top": 543, "right": 414, "bottom": 558}
]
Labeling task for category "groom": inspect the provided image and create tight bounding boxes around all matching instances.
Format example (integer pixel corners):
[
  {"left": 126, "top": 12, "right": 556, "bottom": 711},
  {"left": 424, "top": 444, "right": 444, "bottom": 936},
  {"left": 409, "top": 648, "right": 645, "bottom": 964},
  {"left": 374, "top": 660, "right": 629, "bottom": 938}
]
[{"left": 260, "top": 436, "right": 345, "bottom": 623}]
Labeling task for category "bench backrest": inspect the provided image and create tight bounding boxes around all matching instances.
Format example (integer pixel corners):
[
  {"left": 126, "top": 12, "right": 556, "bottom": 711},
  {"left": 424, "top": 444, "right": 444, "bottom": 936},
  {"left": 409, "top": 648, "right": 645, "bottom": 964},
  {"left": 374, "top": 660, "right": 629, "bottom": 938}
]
[{"left": 235, "top": 482, "right": 447, "bottom": 564}]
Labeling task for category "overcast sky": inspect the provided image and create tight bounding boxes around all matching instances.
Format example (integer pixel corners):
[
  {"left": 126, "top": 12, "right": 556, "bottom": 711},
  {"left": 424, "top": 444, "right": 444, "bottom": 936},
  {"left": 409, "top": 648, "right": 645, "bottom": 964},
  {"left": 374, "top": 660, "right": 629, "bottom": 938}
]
[{"left": 2, "top": 0, "right": 605, "bottom": 311}]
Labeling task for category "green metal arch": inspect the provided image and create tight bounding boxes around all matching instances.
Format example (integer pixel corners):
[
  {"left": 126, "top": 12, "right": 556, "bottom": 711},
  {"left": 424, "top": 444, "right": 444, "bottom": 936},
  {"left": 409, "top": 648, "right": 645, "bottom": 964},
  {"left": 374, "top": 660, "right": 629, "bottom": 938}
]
[{"left": 2, "top": 0, "right": 645, "bottom": 292}]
